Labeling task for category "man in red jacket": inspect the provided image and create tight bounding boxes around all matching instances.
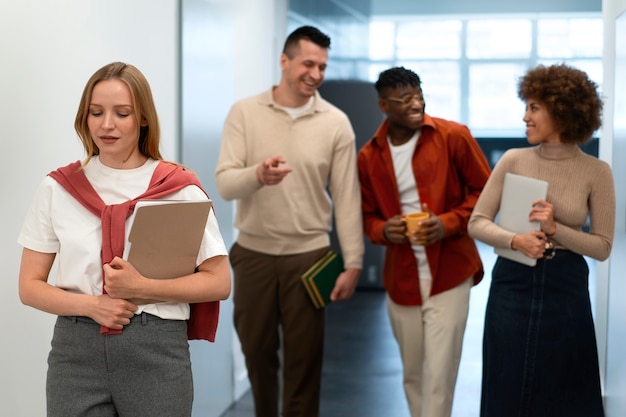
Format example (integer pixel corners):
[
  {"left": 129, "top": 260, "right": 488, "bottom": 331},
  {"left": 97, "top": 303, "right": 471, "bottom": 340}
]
[{"left": 357, "top": 66, "right": 491, "bottom": 417}]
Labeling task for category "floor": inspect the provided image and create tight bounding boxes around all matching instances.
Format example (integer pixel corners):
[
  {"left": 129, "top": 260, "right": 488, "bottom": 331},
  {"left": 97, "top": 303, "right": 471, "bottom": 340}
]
[{"left": 220, "top": 242, "right": 596, "bottom": 417}]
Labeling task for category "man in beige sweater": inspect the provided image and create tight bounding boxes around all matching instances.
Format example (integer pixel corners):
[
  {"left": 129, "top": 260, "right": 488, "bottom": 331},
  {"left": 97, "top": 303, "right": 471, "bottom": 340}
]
[{"left": 215, "top": 26, "right": 364, "bottom": 417}]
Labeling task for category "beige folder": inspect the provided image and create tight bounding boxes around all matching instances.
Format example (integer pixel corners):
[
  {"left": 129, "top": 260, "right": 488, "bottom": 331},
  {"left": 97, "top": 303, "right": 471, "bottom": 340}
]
[
  {"left": 494, "top": 173, "right": 548, "bottom": 266},
  {"left": 125, "top": 200, "right": 212, "bottom": 279}
]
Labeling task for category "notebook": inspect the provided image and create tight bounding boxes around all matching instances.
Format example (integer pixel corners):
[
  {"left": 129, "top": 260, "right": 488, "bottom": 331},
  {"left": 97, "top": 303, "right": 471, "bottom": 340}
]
[
  {"left": 494, "top": 173, "right": 549, "bottom": 266},
  {"left": 301, "top": 250, "right": 344, "bottom": 309},
  {"left": 123, "top": 200, "right": 213, "bottom": 279}
]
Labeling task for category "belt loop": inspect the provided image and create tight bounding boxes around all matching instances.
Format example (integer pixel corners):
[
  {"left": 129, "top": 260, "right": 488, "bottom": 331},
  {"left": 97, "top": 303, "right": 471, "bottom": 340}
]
[
  {"left": 141, "top": 312, "right": 148, "bottom": 325},
  {"left": 71, "top": 316, "right": 77, "bottom": 323}
]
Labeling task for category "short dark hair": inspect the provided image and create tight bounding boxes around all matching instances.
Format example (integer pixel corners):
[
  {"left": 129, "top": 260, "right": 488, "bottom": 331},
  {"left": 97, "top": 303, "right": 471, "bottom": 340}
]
[
  {"left": 283, "top": 26, "right": 331, "bottom": 58},
  {"left": 375, "top": 67, "right": 422, "bottom": 96},
  {"left": 517, "top": 64, "right": 603, "bottom": 144}
]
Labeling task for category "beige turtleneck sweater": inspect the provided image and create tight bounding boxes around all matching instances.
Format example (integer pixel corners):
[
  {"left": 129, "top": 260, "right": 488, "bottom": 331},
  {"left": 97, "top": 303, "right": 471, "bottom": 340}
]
[{"left": 468, "top": 143, "right": 615, "bottom": 261}]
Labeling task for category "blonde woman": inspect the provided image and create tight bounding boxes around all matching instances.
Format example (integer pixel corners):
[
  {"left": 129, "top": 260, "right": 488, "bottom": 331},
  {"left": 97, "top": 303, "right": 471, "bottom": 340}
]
[{"left": 18, "top": 62, "right": 231, "bottom": 417}]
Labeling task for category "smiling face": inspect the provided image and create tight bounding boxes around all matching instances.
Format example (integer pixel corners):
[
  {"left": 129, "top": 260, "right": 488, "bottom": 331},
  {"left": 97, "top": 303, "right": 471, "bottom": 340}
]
[
  {"left": 278, "top": 39, "right": 328, "bottom": 106},
  {"left": 379, "top": 85, "right": 425, "bottom": 144},
  {"left": 523, "top": 98, "right": 561, "bottom": 145},
  {"left": 87, "top": 79, "right": 145, "bottom": 168}
]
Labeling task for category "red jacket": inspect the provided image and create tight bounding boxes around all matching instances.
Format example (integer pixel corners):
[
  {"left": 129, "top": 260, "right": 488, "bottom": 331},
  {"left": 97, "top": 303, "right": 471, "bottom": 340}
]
[
  {"left": 49, "top": 160, "right": 220, "bottom": 341},
  {"left": 357, "top": 116, "right": 491, "bottom": 305}
]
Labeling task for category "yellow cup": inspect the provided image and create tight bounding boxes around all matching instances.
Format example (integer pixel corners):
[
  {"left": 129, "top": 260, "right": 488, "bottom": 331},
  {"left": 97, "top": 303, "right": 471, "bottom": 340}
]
[{"left": 403, "top": 212, "right": 429, "bottom": 242}]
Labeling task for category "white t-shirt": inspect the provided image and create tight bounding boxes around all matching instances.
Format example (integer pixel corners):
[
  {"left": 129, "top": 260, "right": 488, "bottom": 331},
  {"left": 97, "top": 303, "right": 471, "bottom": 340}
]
[
  {"left": 276, "top": 96, "right": 314, "bottom": 119},
  {"left": 17, "top": 156, "right": 228, "bottom": 320},
  {"left": 388, "top": 133, "right": 433, "bottom": 281}
]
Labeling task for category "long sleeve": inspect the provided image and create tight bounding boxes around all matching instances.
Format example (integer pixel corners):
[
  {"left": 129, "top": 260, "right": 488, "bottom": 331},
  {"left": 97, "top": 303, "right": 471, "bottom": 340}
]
[
  {"left": 215, "top": 100, "right": 264, "bottom": 201},
  {"left": 215, "top": 89, "right": 364, "bottom": 265},
  {"left": 436, "top": 123, "right": 492, "bottom": 237},
  {"left": 358, "top": 116, "right": 486, "bottom": 304},
  {"left": 551, "top": 160, "right": 614, "bottom": 260},
  {"left": 468, "top": 145, "right": 615, "bottom": 261},
  {"left": 327, "top": 115, "right": 364, "bottom": 270},
  {"left": 467, "top": 153, "right": 519, "bottom": 251}
]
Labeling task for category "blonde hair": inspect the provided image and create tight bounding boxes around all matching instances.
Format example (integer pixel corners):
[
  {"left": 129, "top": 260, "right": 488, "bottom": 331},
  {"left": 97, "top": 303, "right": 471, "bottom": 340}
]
[{"left": 74, "top": 62, "right": 163, "bottom": 164}]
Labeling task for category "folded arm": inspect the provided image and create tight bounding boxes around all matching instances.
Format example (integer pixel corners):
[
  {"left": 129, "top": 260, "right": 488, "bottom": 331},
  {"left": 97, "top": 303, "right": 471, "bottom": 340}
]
[
  {"left": 19, "top": 248, "right": 137, "bottom": 330},
  {"left": 103, "top": 255, "right": 232, "bottom": 304}
]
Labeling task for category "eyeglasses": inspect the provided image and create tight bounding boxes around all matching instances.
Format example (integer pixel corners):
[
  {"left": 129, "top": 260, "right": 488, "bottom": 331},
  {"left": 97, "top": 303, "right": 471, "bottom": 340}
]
[{"left": 385, "top": 94, "right": 424, "bottom": 106}]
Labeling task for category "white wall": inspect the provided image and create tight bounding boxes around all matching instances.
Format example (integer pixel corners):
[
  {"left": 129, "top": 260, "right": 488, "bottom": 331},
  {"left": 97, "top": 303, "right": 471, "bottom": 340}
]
[
  {"left": 0, "top": 1, "right": 179, "bottom": 415},
  {"left": 602, "top": 0, "right": 626, "bottom": 415},
  {"left": 180, "top": 0, "right": 287, "bottom": 413}
]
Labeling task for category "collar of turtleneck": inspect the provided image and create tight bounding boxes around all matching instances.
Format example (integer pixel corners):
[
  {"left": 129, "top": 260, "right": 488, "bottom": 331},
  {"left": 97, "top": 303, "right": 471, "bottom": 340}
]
[{"left": 535, "top": 142, "right": 581, "bottom": 160}]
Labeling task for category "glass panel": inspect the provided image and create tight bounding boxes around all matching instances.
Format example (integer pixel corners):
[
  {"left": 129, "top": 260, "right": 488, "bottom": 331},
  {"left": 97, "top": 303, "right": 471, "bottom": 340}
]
[
  {"left": 396, "top": 20, "right": 462, "bottom": 59},
  {"left": 368, "top": 63, "right": 394, "bottom": 83},
  {"left": 369, "top": 21, "right": 395, "bottom": 60},
  {"left": 397, "top": 61, "right": 461, "bottom": 121},
  {"left": 537, "top": 59, "right": 603, "bottom": 87},
  {"left": 469, "top": 63, "right": 528, "bottom": 129},
  {"left": 352, "top": 60, "right": 374, "bottom": 82},
  {"left": 613, "top": 13, "right": 626, "bottom": 132},
  {"left": 290, "top": 11, "right": 603, "bottom": 136},
  {"left": 325, "top": 59, "right": 356, "bottom": 80},
  {"left": 538, "top": 18, "right": 603, "bottom": 58},
  {"left": 467, "top": 19, "right": 532, "bottom": 58}
]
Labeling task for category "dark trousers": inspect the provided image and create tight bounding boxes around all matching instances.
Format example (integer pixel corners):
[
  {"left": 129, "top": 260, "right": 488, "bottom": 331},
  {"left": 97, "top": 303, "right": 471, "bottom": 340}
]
[
  {"left": 230, "top": 243, "right": 327, "bottom": 417},
  {"left": 47, "top": 313, "right": 192, "bottom": 417},
  {"left": 481, "top": 251, "right": 604, "bottom": 417}
]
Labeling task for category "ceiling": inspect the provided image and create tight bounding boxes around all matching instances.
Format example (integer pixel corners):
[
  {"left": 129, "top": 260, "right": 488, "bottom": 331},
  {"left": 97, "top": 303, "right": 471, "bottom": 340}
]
[{"left": 289, "top": 0, "right": 602, "bottom": 19}]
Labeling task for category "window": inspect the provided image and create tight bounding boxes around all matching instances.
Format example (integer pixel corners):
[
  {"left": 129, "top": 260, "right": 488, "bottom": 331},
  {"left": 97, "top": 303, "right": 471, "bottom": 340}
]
[
  {"left": 396, "top": 60, "right": 461, "bottom": 122},
  {"left": 469, "top": 63, "right": 528, "bottom": 131},
  {"left": 467, "top": 19, "right": 532, "bottom": 59},
  {"left": 395, "top": 20, "right": 462, "bottom": 60},
  {"left": 324, "top": 14, "right": 603, "bottom": 138},
  {"left": 538, "top": 18, "right": 603, "bottom": 58},
  {"left": 369, "top": 21, "right": 395, "bottom": 60}
]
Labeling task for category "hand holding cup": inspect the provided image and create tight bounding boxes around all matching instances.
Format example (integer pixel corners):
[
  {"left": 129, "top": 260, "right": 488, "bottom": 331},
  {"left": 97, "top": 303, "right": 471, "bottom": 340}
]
[{"left": 403, "top": 211, "right": 430, "bottom": 245}]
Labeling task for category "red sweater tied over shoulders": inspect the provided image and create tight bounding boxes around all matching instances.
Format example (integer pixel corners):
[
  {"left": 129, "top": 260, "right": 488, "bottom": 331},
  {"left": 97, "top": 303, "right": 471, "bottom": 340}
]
[{"left": 49, "top": 160, "right": 220, "bottom": 342}]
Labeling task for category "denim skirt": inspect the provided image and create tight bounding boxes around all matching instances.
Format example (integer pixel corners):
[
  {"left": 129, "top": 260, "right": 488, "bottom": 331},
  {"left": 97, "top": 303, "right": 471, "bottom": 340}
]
[{"left": 481, "top": 250, "right": 604, "bottom": 417}]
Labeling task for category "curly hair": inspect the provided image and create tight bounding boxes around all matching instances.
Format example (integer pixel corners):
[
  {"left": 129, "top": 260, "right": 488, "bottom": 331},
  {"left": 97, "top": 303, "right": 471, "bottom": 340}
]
[
  {"left": 375, "top": 66, "right": 422, "bottom": 96},
  {"left": 283, "top": 26, "right": 331, "bottom": 58},
  {"left": 517, "top": 64, "right": 603, "bottom": 144}
]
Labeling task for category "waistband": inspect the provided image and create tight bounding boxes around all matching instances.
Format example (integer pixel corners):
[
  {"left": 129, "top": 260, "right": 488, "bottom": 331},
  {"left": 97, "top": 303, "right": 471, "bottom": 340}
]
[
  {"left": 543, "top": 247, "right": 579, "bottom": 260},
  {"left": 62, "top": 312, "right": 178, "bottom": 326}
]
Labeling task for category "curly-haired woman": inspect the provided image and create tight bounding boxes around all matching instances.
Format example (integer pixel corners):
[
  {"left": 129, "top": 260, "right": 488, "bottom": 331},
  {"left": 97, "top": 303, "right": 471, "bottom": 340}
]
[{"left": 468, "top": 64, "right": 615, "bottom": 417}]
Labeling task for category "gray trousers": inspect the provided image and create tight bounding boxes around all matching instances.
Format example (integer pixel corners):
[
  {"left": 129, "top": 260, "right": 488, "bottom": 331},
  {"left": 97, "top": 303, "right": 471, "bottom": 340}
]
[{"left": 47, "top": 313, "right": 193, "bottom": 417}]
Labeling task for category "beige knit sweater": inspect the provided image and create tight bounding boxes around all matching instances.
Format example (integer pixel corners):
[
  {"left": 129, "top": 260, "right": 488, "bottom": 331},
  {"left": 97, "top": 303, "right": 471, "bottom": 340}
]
[
  {"left": 468, "top": 142, "right": 615, "bottom": 261},
  {"left": 215, "top": 89, "right": 364, "bottom": 269}
]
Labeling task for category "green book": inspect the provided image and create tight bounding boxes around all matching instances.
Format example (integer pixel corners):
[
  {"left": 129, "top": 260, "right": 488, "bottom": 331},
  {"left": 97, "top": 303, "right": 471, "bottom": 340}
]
[{"left": 301, "top": 250, "right": 344, "bottom": 309}]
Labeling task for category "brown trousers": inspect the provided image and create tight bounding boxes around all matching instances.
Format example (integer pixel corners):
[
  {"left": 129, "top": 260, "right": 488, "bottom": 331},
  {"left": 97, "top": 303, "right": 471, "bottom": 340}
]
[{"left": 230, "top": 243, "right": 328, "bottom": 417}]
